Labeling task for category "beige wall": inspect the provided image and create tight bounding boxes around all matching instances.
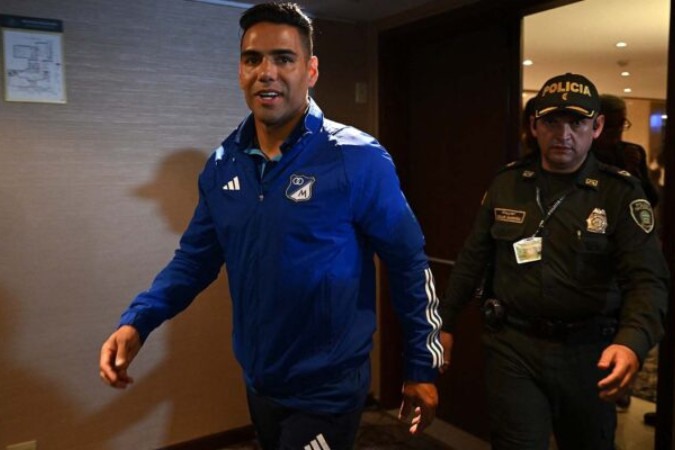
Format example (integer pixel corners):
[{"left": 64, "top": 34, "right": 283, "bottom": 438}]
[
  {"left": 0, "top": 1, "right": 377, "bottom": 449},
  {"left": 0, "top": 1, "right": 248, "bottom": 448},
  {"left": 625, "top": 98, "right": 652, "bottom": 156}
]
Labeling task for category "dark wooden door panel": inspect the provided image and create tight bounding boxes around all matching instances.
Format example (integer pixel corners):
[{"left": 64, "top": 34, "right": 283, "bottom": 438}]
[{"left": 378, "top": 4, "right": 521, "bottom": 440}]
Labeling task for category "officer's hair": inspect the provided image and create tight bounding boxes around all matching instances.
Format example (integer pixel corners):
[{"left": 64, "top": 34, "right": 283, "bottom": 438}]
[{"left": 240, "top": 2, "right": 314, "bottom": 57}]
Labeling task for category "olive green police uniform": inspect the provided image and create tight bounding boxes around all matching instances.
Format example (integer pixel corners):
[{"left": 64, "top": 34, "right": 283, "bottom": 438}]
[{"left": 440, "top": 152, "right": 669, "bottom": 450}]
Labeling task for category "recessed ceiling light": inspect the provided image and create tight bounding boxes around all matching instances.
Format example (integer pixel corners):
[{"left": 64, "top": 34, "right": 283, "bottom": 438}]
[
  {"left": 616, "top": 42, "right": 628, "bottom": 48},
  {"left": 662, "top": 115, "right": 668, "bottom": 120},
  {"left": 523, "top": 59, "right": 533, "bottom": 66},
  {"left": 621, "top": 71, "right": 630, "bottom": 77},
  {"left": 623, "top": 88, "right": 632, "bottom": 93}
]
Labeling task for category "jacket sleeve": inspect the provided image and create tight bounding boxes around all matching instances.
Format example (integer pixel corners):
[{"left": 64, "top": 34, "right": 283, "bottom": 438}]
[
  {"left": 611, "top": 187, "right": 670, "bottom": 363},
  {"left": 118, "top": 160, "right": 224, "bottom": 343},
  {"left": 440, "top": 186, "right": 496, "bottom": 332},
  {"left": 348, "top": 140, "right": 443, "bottom": 382}
]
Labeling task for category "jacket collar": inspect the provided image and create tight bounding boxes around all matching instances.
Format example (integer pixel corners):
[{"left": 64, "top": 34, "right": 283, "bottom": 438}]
[
  {"left": 229, "top": 97, "right": 324, "bottom": 152},
  {"left": 522, "top": 152, "right": 602, "bottom": 191}
]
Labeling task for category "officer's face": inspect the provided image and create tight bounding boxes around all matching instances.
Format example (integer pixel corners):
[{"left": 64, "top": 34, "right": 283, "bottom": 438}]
[
  {"left": 239, "top": 22, "right": 318, "bottom": 135},
  {"left": 531, "top": 112, "right": 605, "bottom": 173}
]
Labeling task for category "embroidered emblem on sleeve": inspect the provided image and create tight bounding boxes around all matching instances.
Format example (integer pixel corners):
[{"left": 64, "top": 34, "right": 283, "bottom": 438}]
[
  {"left": 286, "top": 174, "right": 316, "bottom": 202},
  {"left": 629, "top": 199, "right": 654, "bottom": 233},
  {"left": 586, "top": 208, "right": 608, "bottom": 234}
]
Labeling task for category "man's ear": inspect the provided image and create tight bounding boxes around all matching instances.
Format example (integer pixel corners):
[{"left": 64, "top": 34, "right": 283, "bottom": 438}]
[
  {"left": 308, "top": 56, "right": 319, "bottom": 88},
  {"left": 592, "top": 114, "right": 605, "bottom": 138},
  {"left": 529, "top": 115, "right": 538, "bottom": 138}
]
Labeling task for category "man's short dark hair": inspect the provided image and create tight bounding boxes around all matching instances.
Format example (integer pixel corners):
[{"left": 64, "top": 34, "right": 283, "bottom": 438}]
[{"left": 240, "top": 2, "right": 314, "bottom": 57}]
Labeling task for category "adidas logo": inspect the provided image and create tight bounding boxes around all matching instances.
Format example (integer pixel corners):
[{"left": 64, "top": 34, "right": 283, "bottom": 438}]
[
  {"left": 222, "top": 176, "right": 240, "bottom": 191},
  {"left": 304, "top": 433, "right": 331, "bottom": 450}
]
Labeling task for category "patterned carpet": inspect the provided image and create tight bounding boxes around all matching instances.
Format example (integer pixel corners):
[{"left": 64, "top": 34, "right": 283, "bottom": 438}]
[
  {"left": 632, "top": 345, "right": 659, "bottom": 402},
  {"left": 220, "top": 408, "right": 453, "bottom": 450}
]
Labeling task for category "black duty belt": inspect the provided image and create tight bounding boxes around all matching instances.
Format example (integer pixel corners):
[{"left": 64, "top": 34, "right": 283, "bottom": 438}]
[{"left": 504, "top": 313, "right": 617, "bottom": 341}]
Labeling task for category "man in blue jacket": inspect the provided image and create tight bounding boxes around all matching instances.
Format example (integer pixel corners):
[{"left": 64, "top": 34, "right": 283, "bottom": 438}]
[{"left": 99, "top": 3, "right": 443, "bottom": 449}]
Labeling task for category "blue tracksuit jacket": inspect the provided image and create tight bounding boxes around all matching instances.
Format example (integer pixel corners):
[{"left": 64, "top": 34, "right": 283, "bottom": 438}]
[{"left": 119, "top": 99, "right": 443, "bottom": 413}]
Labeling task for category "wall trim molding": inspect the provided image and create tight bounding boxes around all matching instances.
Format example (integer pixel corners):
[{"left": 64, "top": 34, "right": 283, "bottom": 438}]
[{"left": 158, "top": 425, "right": 255, "bottom": 450}]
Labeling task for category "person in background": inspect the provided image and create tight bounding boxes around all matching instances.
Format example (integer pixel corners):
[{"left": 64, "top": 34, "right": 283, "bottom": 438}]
[
  {"left": 593, "top": 94, "right": 659, "bottom": 206},
  {"left": 440, "top": 73, "right": 669, "bottom": 450},
  {"left": 594, "top": 94, "right": 662, "bottom": 415},
  {"left": 99, "top": 3, "right": 442, "bottom": 449}
]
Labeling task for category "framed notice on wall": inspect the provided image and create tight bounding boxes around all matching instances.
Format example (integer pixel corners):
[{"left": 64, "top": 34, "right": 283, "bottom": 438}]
[{"left": 1, "top": 15, "right": 66, "bottom": 103}]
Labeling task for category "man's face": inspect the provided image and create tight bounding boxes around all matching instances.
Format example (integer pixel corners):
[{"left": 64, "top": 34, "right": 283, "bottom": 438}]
[
  {"left": 531, "top": 111, "right": 605, "bottom": 173},
  {"left": 239, "top": 22, "right": 318, "bottom": 132}
]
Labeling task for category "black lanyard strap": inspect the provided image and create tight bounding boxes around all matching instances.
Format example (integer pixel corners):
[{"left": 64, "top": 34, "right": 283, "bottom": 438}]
[{"left": 533, "top": 187, "right": 568, "bottom": 237}]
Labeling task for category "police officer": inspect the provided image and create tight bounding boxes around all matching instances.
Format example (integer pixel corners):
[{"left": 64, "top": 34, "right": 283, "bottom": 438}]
[{"left": 439, "top": 73, "right": 669, "bottom": 450}]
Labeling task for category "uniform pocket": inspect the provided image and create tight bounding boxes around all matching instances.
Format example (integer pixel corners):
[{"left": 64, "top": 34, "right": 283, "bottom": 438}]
[
  {"left": 572, "top": 232, "right": 613, "bottom": 284},
  {"left": 491, "top": 221, "right": 526, "bottom": 242}
]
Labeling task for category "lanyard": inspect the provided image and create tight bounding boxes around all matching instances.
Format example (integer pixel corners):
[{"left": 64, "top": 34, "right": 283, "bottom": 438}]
[{"left": 533, "top": 186, "right": 567, "bottom": 237}]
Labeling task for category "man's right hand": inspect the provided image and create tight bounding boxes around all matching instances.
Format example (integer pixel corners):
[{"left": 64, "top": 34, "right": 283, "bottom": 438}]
[
  {"left": 99, "top": 325, "right": 141, "bottom": 388},
  {"left": 439, "top": 331, "right": 454, "bottom": 374}
]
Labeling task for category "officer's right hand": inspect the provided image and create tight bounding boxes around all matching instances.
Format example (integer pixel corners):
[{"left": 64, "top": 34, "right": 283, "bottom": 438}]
[
  {"left": 597, "top": 344, "right": 639, "bottom": 402},
  {"left": 99, "top": 325, "right": 141, "bottom": 389},
  {"left": 439, "top": 331, "right": 454, "bottom": 374}
]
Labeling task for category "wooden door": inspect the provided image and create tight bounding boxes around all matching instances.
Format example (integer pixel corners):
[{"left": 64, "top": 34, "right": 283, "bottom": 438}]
[{"left": 377, "top": 0, "right": 577, "bottom": 439}]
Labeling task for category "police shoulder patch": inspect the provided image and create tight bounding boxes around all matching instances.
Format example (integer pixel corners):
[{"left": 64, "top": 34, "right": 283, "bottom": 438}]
[{"left": 629, "top": 199, "right": 654, "bottom": 233}]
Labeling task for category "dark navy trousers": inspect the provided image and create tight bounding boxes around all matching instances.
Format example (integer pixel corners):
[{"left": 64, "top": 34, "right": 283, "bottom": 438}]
[
  {"left": 246, "top": 388, "right": 364, "bottom": 450},
  {"left": 483, "top": 326, "right": 617, "bottom": 450}
]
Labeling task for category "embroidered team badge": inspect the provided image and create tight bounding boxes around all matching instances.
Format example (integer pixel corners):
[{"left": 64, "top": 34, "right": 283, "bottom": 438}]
[
  {"left": 286, "top": 174, "right": 315, "bottom": 202},
  {"left": 586, "top": 208, "right": 608, "bottom": 234},
  {"left": 629, "top": 199, "right": 654, "bottom": 233}
]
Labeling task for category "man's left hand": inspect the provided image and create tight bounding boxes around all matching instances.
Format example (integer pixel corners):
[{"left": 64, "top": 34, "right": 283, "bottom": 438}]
[
  {"left": 398, "top": 381, "right": 438, "bottom": 435},
  {"left": 597, "top": 344, "right": 640, "bottom": 402}
]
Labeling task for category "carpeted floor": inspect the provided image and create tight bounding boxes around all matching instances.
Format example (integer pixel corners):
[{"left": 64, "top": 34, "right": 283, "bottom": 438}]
[
  {"left": 220, "top": 407, "right": 453, "bottom": 450},
  {"left": 632, "top": 345, "right": 658, "bottom": 402}
]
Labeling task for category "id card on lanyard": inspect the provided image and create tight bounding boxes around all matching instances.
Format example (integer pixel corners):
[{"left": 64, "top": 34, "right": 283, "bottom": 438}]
[{"left": 513, "top": 187, "right": 567, "bottom": 264}]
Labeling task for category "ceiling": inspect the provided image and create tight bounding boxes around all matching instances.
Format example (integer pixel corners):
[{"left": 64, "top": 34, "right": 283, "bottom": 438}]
[
  {"left": 193, "top": 0, "right": 669, "bottom": 100},
  {"left": 523, "top": 0, "right": 669, "bottom": 100}
]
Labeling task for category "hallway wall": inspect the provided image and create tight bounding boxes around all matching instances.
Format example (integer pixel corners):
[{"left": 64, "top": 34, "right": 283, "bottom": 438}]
[{"left": 0, "top": 1, "right": 249, "bottom": 448}]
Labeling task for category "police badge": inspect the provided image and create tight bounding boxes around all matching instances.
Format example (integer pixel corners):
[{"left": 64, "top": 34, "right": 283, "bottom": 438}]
[
  {"left": 586, "top": 208, "right": 608, "bottom": 234},
  {"left": 629, "top": 199, "right": 654, "bottom": 233},
  {"left": 286, "top": 174, "right": 316, "bottom": 202}
]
